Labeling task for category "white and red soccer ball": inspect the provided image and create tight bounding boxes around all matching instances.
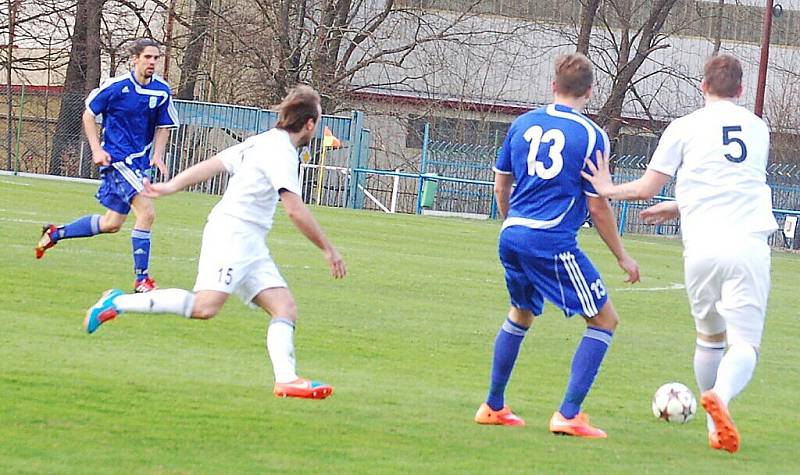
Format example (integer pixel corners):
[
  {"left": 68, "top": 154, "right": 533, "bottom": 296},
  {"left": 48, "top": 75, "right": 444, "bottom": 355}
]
[{"left": 652, "top": 382, "right": 697, "bottom": 424}]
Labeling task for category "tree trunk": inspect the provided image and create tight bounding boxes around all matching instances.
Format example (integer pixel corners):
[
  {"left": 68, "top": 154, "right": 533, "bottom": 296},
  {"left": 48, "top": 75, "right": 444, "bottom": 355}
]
[
  {"left": 51, "top": 0, "right": 104, "bottom": 177},
  {"left": 595, "top": 0, "right": 680, "bottom": 142},
  {"left": 177, "top": 0, "right": 211, "bottom": 100},
  {"left": 576, "top": 0, "right": 601, "bottom": 55},
  {"left": 712, "top": 0, "right": 724, "bottom": 56}
]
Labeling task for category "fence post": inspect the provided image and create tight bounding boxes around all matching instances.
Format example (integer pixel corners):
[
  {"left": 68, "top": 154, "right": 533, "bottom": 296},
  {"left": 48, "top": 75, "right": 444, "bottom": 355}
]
[
  {"left": 618, "top": 201, "right": 628, "bottom": 236},
  {"left": 415, "top": 122, "right": 430, "bottom": 214},
  {"left": 347, "top": 110, "right": 365, "bottom": 209},
  {"left": 390, "top": 168, "right": 400, "bottom": 213}
]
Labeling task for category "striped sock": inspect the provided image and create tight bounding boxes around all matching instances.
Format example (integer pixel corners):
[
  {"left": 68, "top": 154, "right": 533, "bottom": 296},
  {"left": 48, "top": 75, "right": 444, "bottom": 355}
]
[
  {"left": 559, "top": 326, "right": 613, "bottom": 419},
  {"left": 132, "top": 228, "right": 151, "bottom": 280},
  {"left": 55, "top": 214, "right": 101, "bottom": 242},
  {"left": 486, "top": 318, "right": 529, "bottom": 411}
]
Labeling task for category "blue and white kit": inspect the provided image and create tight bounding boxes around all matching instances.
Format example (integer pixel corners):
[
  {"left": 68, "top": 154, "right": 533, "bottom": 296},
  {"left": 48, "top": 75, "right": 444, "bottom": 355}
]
[
  {"left": 85, "top": 71, "right": 179, "bottom": 214},
  {"left": 494, "top": 104, "right": 610, "bottom": 317}
]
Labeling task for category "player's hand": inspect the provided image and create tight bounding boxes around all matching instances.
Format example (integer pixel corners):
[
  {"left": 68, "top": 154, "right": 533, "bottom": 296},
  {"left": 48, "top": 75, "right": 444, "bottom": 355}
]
[
  {"left": 152, "top": 158, "right": 169, "bottom": 180},
  {"left": 91, "top": 147, "right": 111, "bottom": 166},
  {"left": 640, "top": 201, "right": 680, "bottom": 224},
  {"left": 142, "top": 178, "right": 177, "bottom": 199},
  {"left": 617, "top": 254, "right": 640, "bottom": 284},
  {"left": 324, "top": 247, "right": 347, "bottom": 279},
  {"left": 580, "top": 149, "right": 614, "bottom": 197}
]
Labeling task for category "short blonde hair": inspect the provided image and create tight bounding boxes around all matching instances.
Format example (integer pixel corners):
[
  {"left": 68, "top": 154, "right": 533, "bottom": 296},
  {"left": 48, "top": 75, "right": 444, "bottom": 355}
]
[
  {"left": 704, "top": 55, "right": 742, "bottom": 98},
  {"left": 554, "top": 53, "right": 593, "bottom": 98}
]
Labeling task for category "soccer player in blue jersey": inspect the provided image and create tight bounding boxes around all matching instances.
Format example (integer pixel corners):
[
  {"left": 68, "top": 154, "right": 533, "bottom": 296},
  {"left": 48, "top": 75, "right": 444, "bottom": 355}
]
[
  {"left": 474, "top": 53, "right": 640, "bottom": 438},
  {"left": 35, "top": 38, "right": 178, "bottom": 293}
]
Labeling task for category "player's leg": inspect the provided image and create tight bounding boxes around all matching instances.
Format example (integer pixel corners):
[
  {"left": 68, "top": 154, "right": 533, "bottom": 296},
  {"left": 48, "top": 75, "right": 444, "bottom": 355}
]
[
  {"left": 129, "top": 193, "right": 157, "bottom": 292},
  {"left": 252, "top": 287, "right": 333, "bottom": 399},
  {"left": 83, "top": 287, "right": 226, "bottom": 333},
  {"left": 34, "top": 174, "right": 128, "bottom": 258},
  {"left": 702, "top": 240, "right": 769, "bottom": 453},
  {"left": 475, "top": 228, "right": 538, "bottom": 426},
  {"left": 476, "top": 305, "right": 533, "bottom": 426},
  {"left": 547, "top": 248, "right": 611, "bottom": 438},
  {"left": 685, "top": 253, "right": 727, "bottom": 442}
]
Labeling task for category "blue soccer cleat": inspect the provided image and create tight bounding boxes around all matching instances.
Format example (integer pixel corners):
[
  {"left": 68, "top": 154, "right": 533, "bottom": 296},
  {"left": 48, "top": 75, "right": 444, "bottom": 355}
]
[{"left": 84, "top": 289, "right": 124, "bottom": 334}]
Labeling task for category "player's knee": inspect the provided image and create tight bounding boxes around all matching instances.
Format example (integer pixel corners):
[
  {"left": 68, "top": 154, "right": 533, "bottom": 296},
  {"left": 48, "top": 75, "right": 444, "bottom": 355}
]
[
  {"left": 191, "top": 304, "right": 219, "bottom": 320},
  {"left": 100, "top": 221, "right": 122, "bottom": 233},
  {"left": 273, "top": 300, "right": 298, "bottom": 319},
  {"left": 593, "top": 309, "right": 619, "bottom": 331},
  {"left": 138, "top": 209, "right": 156, "bottom": 227}
]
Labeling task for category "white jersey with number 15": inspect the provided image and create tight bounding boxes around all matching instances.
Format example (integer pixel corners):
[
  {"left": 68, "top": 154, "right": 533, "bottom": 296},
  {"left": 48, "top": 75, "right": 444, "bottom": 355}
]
[{"left": 647, "top": 100, "right": 777, "bottom": 246}]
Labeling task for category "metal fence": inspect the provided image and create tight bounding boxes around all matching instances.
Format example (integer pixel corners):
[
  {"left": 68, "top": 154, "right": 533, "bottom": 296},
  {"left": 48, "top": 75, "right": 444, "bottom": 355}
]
[
  {"left": 1, "top": 88, "right": 369, "bottom": 208},
  {"left": 4, "top": 91, "right": 799, "bottom": 248}
]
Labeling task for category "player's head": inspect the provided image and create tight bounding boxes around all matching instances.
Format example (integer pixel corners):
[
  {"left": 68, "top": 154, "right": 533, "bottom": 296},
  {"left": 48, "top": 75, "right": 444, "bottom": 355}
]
[
  {"left": 129, "top": 38, "right": 161, "bottom": 80},
  {"left": 276, "top": 85, "right": 322, "bottom": 147},
  {"left": 552, "top": 53, "right": 593, "bottom": 100},
  {"left": 701, "top": 54, "right": 743, "bottom": 99}
]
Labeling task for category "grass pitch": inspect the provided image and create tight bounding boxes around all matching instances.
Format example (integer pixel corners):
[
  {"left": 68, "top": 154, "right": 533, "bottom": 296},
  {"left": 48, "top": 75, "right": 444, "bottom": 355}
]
[{"left": 1, "top": 175, "right": 798, "bottom": 474}]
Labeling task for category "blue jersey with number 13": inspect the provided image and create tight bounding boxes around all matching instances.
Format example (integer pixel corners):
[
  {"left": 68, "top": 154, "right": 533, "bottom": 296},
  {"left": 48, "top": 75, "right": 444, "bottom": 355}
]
[{"left": 494, "top": 104, "right": 609, "bottom": 246}]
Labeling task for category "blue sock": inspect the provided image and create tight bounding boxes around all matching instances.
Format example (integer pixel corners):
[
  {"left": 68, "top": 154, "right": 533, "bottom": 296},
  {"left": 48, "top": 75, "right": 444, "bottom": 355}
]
[
  {"left": 486, "top": 318, "right": 529, "bottom": 411},
  {"left": 54, "top": 215, "right": 101, "bottom": 242},
  {"left": 132, "top": 229, "right": 151, "bottom": 280},
  {"left": 559, "top": 326, "right": 613, "bottom": 419}
]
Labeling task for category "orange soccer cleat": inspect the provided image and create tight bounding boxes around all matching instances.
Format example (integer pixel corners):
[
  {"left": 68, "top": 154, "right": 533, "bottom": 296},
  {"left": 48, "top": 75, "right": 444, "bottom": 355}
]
[
  {"left": 273, "top": 378, "right": 333, "bottom": 399},
  {"left": 474, "top": 403, "right": 526, "bottom": 427},
  {"left": 701, "top": 390, "right": 739, "bottom": 453},
  {"left": 708, "top": 431, "right": 723, "bottom": 450},
  {"left": 549, "top": 411, "right": 607, "bottom": 439},
  {"left": 35, "top": 224, "right": 58, "bottom": 259}
]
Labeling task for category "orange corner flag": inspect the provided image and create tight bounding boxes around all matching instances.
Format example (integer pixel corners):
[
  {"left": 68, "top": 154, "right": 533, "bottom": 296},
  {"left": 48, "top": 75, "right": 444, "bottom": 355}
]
[{"left": 322, "top": 127, "right": 341, "bottom": 148}]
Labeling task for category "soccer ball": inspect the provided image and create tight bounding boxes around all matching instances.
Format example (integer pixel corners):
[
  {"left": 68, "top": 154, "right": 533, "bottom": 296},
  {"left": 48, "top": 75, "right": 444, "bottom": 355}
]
[{"left": 652, "top": 382, "right": 697, "bottom": 424}]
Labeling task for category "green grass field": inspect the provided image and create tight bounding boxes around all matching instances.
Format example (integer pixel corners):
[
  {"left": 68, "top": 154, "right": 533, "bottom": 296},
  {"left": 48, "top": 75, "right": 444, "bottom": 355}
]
[{"left": 1, "top": 175, "right": 798, "bottom": 474}]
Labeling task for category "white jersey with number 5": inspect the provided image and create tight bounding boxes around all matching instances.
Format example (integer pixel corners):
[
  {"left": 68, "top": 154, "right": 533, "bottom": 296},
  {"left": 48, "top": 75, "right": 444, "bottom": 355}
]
[{"left": 647, "top": 100, "right": 777, "bottom": 247}]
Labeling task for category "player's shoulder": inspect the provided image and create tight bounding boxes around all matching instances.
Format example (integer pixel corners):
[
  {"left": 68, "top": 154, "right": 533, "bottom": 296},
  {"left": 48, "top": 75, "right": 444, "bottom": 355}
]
[
  {"left": 150, "top": 74, "right": 173, "bottom": 93},
  {"left": 729, "top": 103, "right": 769, "bottom": 132},
  {"left": 96, "top": 72, "right": 132, "bottom": 92}
]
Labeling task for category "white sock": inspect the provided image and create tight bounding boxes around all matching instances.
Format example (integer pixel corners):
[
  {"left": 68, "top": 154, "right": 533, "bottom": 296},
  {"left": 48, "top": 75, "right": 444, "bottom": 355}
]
[
  {"left": 267, "top": 318, "right": 298, "bottom": 383},
  {"left": 114, "top": 289, "right": 195, "bottom": 317},
  {"left": 694, "top": 339, "right": 725, "bottom": 432},
  {"left": 713, "top": 343, "right": 758, "bottom": 406}
]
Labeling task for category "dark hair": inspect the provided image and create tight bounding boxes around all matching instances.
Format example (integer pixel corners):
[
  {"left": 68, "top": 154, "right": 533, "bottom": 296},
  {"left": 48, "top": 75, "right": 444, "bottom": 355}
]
[
  {"left": 276, "top": 85, "right": 321, "bottom": 133},
  {"left": 129, "top": 38, "right": 160, "bottom": 57},
  {"left": 704, "top": 55, "right": 742, "bottom": 98},
  {"left": 554, "top": 53, "right": 593, "bottom": 98}
]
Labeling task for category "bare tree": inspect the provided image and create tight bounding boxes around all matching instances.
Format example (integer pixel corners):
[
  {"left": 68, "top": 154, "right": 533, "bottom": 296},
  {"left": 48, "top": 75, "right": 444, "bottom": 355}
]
[
  {"left": 585, "top": 0, "right": 682, "bottom": 140},
  {"left": 576, "top": 0, "right": 601, "bottom": 55},
  {"left": 176, "top": 0, "right": 211, "bottom": 99},
  {"left": 51, "top": 0, "right": 104, "bottom": 176}
]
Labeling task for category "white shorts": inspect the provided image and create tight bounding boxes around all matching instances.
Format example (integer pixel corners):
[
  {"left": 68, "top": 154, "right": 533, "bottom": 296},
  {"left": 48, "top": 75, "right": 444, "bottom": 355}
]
[
  {"left": 193, "top": 220, "right": 287, "bottom": 305},
  {"left": 683, "top": 234, "right": 771, "bottom": 347}
]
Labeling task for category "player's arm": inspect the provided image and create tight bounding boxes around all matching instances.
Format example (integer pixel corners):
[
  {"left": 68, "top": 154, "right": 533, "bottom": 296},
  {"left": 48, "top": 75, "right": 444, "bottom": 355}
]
[
  {"left": 581, "top": 150, "right": 671, "bottom": 201},
  {"left": 82, "top": 110, "right": 110, "bottom": 166},
  {"left": 150, "top": 128, "right": 171, "bottom": 178},
  {"left": 279, "top": 190, "right": 346, "bottom": 279},
  {"left": 494, "top": 172, "right": 514, "bottom": 218},
  {"left": 142, "top": 157, "right": 226, "bottom": 198},
  {"left": 640, "top": 200, "right": 680, "bottom": 224},
  {"left": 587, "top": 196, "right": 640, "bottom": 283},
  {"left": 152, "top": 94, "right": 179, "bottom": 178}
]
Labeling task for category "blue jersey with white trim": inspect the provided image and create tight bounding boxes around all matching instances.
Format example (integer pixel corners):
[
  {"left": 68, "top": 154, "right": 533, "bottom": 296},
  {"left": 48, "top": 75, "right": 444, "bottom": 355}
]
[
  {"left": 85, "top": 72, "right": 179, "bottom": 170},
  {"left": 494, "top": 104, "right": 609, "bottom": 244}
]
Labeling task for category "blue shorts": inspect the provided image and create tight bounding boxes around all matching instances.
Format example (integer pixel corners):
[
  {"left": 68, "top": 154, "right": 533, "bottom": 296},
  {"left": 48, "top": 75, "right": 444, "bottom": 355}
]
[
  {"left": 499, "top": 226, "right": 608, "bottom": 317},
  {"left": 95, "top": 163, "right": 147, "bottom": 215}
]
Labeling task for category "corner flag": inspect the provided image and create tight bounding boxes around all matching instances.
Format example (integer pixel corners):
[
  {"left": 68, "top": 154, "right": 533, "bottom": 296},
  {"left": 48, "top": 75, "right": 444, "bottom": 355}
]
[{"left": 322, "top": 127, "right": 341, "bottom": 148}]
